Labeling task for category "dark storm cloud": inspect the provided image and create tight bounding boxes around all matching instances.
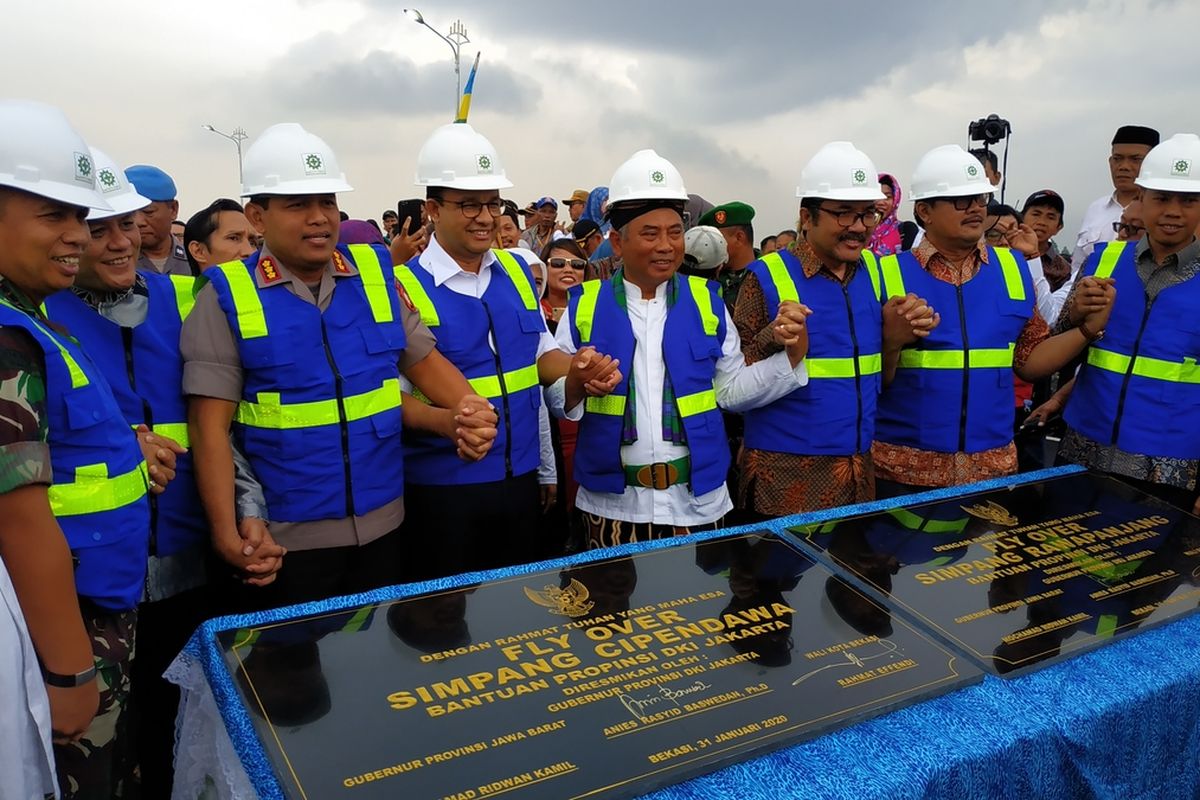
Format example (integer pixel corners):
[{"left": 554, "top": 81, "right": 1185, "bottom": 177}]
[{"left": 259, "top": 33, "right": 539, "bottom": 118}]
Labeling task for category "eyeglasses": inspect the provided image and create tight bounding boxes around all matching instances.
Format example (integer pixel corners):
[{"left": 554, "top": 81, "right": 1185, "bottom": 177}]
[
  {"left": 1112, "top": 221, "right": 1145, "bottom": 237},
  {"left": 815, "top": 206, "right": 883, "bottom": 227},
  {"left": 433, "top": 198, "right": 504, "bottom": 219},
  {"left": 548, "top": 257, "right": 587, "bottom": 270},
  {"left": 984, "top": 226, "right": 1016, "bottom": 244},
  {"left": 937, "top": 193, "right": 993, "bottom": 212}
]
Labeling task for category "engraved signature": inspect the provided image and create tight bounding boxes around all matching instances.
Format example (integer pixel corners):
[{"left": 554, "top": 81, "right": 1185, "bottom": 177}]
[
  {"left": 791, "top": 639, "right": 900, "bottom": 686},
  {"left": 618, "top": 681, "right": 713, "bottom": 721}
]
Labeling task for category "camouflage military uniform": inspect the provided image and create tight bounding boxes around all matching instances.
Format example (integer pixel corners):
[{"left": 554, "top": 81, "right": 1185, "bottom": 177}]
[
  {"left": 0, "top": 280, "right": 140, "bottom": 799},
  {"left": 718, "top": 267, "right": 748, "bottom": 313}
]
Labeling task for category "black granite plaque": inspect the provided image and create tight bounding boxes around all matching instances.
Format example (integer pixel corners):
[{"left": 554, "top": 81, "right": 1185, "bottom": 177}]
[
  {"left": 218, "top": 531, "right": 978, "bottom": 799},
  {"left": 791, "top": 471, "right": 1200, "bottom": 677}
]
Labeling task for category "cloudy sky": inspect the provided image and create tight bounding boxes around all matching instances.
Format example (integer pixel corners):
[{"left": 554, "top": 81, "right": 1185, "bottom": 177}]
[{"left": 9, "top": 0, "right": 1194, "bottom": 245}]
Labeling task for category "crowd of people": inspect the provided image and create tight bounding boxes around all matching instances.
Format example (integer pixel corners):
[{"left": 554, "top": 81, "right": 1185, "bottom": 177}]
[{"left": 2, "top": 96, "right": 1199, "bottom": 800}]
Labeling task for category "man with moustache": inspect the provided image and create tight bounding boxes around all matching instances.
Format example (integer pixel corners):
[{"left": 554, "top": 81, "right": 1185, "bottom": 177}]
[
  {"left": 182, "top": 122, "right": 498, "bottom": 607},
  {"left": 399, "top": 123, "right": 620, "bottom": 578},
  {"left": 735, "top": 142, "right": 938, "bottom": 517},
  {"left": 42, "top": 148, "right": 212, "bottom": 797},
  {"left": 550, "top": 149, "right": 813, "bottom": 547},
  {"left": 125, "top": 164, "right": 193, "bottom": 277},
  {"left": 872, "top": 144, "right": 1113, "bottom": 493},
  {"left": 1054, "top": 134, "right": 1200, "bottom": 512}
]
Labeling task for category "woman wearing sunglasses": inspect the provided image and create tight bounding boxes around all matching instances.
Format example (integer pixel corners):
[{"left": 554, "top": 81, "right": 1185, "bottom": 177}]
[{"left": 538, "top": 239, "right": 589, "bottom": 330}]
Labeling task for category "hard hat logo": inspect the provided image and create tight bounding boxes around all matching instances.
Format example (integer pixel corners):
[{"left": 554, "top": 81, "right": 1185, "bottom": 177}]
[
  {"left": 650, "top": 170, "right": 665, "bottom": 184},
  {"left": 966, "top": 164, "right": 979, "bottom": 178},
  {"left": 476, "top": 154, "right": 492, "bottom": 173},
  {"left": 1172, "top": 159, "right": 1191, "bottom": 176},
  {"left": 98, "top": 169, "right": 118, "bottom": 192},
  {"left": 74, "top": 152, "right": 93, "bottom": 183},
  {"left": 303, "top": 153, "right": 326, "bottom": 175},
  {"left": 852, "top": 169, "right": 867, "bottom": 185}
]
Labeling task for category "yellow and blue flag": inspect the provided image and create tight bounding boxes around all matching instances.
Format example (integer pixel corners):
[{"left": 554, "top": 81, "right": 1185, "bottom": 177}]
[{"left": 455, "top": 52, "right": 480, "bottom": 123}]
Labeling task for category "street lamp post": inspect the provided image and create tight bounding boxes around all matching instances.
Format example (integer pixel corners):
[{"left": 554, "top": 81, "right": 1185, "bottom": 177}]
[
  {"left": 403, "top": 8, "right": 470, "bottom": 113},
  {"left": 202, "top": 124, "right": 250, "bottom": 185}
]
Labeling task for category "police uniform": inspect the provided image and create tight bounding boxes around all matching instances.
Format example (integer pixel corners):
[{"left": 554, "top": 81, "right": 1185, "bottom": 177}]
[
  {"left": 180, "top": 243, "right": 435, "bottom": 605},
  {"left": 135, "top": 234, "right": 194, "bottom": 277},
  {"left": 397, "top": 235, "right": 553, "bottom": 579}
]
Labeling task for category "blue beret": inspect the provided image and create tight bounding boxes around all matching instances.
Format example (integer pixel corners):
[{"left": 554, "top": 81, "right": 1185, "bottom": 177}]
[{"left": 123, "top": 164, "right": 177, "bottom": 202}]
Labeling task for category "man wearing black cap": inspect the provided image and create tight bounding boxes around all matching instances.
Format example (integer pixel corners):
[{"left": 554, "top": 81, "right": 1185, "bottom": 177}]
[
  {"left": 572, "top": 219, "right": 603, "bottom": 258},
  {"left": 1072, "top": 125, "right": 1160, "bottom": 272}
]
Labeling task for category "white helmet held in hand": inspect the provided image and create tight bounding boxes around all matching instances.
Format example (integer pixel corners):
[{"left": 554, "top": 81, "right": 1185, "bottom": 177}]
[
  {"left": 88, "top": 148, "right": 151, "bottom": 221},
  {"left": 0, "top": 100, "right": 110, "bottom": 211},
  {"left": 607, "top": 149, "right": 688, "bottom": 205},
  {"left": 415, "top": 123, "right": 513, "bottom": 191},
  {"left": 797, "top": 141, "right": 885, "bottom": 201},
  {"left": 241, "top": 123, "right": 353, "bottom": 197},
  {"left": 1136, "top": 133, "right": 1200, "bottom": 193},
  {"left": 909, "top": 144, "right": 992, "bottom": 201},
  {"left": 684, "top": 226, "right": 728, "bottom": 272}
]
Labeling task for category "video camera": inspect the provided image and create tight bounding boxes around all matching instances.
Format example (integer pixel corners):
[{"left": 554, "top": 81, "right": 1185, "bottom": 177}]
[{"left": 968, "top": 114, "right": 1012, "bottom": 146}]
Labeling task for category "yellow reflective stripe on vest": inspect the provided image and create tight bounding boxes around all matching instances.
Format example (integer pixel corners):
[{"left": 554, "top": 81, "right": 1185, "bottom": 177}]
[
  {"left": 807, "top": 353, "right": 884, "bottom": 379},
  {"left": 48, "top": 460, "right": 150, "bottom": 517},
  {"left": 887, "top": 507, "right": 968, "bottom": 533},
  {"left": 586, "top": 394, "right": 627, "bottom": 415},
  {"left": 168, "top": 275, "right": 197, "bottom": 319},
  {"left": 991, "top": 247, "right": 1027, "bottom": 302},
  {"left": 898, "top": 343, "right": 1015, "bottom": 369},
  {"left": 760, "top": 252, "right": 800, "bottom": 304},
  {"left": 14, "top": 302, "right": 90, "bottom": 389},
  {"left": 1087, "top": 348, "right": 1200, "bottom": 384},
  {"left": 215, "top": 261, "right": 268, "bottom": 339},
  {"left": 860, "top": 250, "right": 882, "bottom": 302},
  {"left": 1094, "top": 240, "right": 1129, "bottom": 279},
  {"left": 879, "top": 254, "right": 906, "bottom": 299},
  {"left": 131, "top": 422, "right": 189, "bottom": 449},
  {"left": 346, "top": 244, "right": 395, "bottom": 325},
  {"left": 686, "top": 275, "right": 719, "bottom": 336},
  {"left": 468, "top": 363, "right": 539, "bottom": 398},
  {"left": 235, "top": 378, "right": 402, "bottom": 429},
  {"left": 676, "top": 387, "right": 717, "bottom": 417},
  {"left": 574, "top": 281, "right": 601, "bottom": 343},
  {"left": 395, "top": 265, "right": 439, "bottom": 326},
  {"left": 492, "top": 249, "right": 538, "bottom": 311}
]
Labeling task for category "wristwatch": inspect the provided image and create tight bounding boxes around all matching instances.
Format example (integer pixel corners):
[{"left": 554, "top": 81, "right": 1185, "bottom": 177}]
[
  {"left": 42, "top": 664, "right": 97, "bottom": 688},
  {"left": 1078, "top": 320, "right": 1105, "bottom": 343}
]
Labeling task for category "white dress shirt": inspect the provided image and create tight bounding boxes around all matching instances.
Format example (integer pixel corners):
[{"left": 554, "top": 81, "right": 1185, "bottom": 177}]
[
  {"left": 1071, "top": 192, "right": 1124, "bottom": 273},
  {"left": 401, "top": 235, "right": 559, "bottom": 478},
  {"left": 0, "top": 561, "right": 57, "bottom": 799},
  {"left": 548, "top": 277, "right": 808, "bottom": 526}
]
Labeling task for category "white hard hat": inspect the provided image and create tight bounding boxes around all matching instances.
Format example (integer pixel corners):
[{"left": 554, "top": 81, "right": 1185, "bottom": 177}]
[
  {"left": 415, "top": 123, "right": 513, "bottom": 191},
  {"left": 909, "top": 144, "right": 992, "bottom": 201},
  {"left": 88, "top": 147, "right": 150, "bottom": 221},
  {"left": 684, "top": 225, "right": 728, "bottom": 272},
  {"left": 1136, "top": 133, "right": 1200, "bottom": 193},
  {"left": 797, "top": 141, "right": 886, "bottom": 201},
  {"left": 0, "top": 100, "right": 110, "bottom": 211},
  {"left": 607, "top": 149, "right": 688, "bottom": 205},
  {"left": 240, "top": 123, "right": 353, "bottom": 197}
]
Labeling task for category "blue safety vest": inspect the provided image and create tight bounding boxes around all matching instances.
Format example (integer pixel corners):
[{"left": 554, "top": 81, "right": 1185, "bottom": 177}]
[
  {"left": 204, "top": 244, "right": 406, "bottom": 523},
  {"left": 397, "top": 249, "right": 543, "bottom": 484},
  {"left": 45, "top": 274, "right": 205, "bottom": 560},
  {"left": 1065, "top": 240, "right": 1200, "bottom": 459},
  {"left": 567, "top": 274, "right": 729, "bottom": 495},
  {"left": 0, "top": 301, "right": 149, "bottom": 611},
  {"left": 875, "top": 247, "right": 1034, "bottom": 453},
  {"left": 743, "top": 250, "right": 884, "bottom": 456}
]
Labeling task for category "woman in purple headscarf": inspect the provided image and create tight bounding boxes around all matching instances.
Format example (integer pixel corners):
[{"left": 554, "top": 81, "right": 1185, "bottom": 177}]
[{"left": 869, "top": 173, "right": 904, "bottom": 256}]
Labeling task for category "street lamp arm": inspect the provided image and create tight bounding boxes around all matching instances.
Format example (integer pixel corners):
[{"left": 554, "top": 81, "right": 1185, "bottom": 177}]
[{"left": 417, "top": 18, "right": 459, "bottom": 57}]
